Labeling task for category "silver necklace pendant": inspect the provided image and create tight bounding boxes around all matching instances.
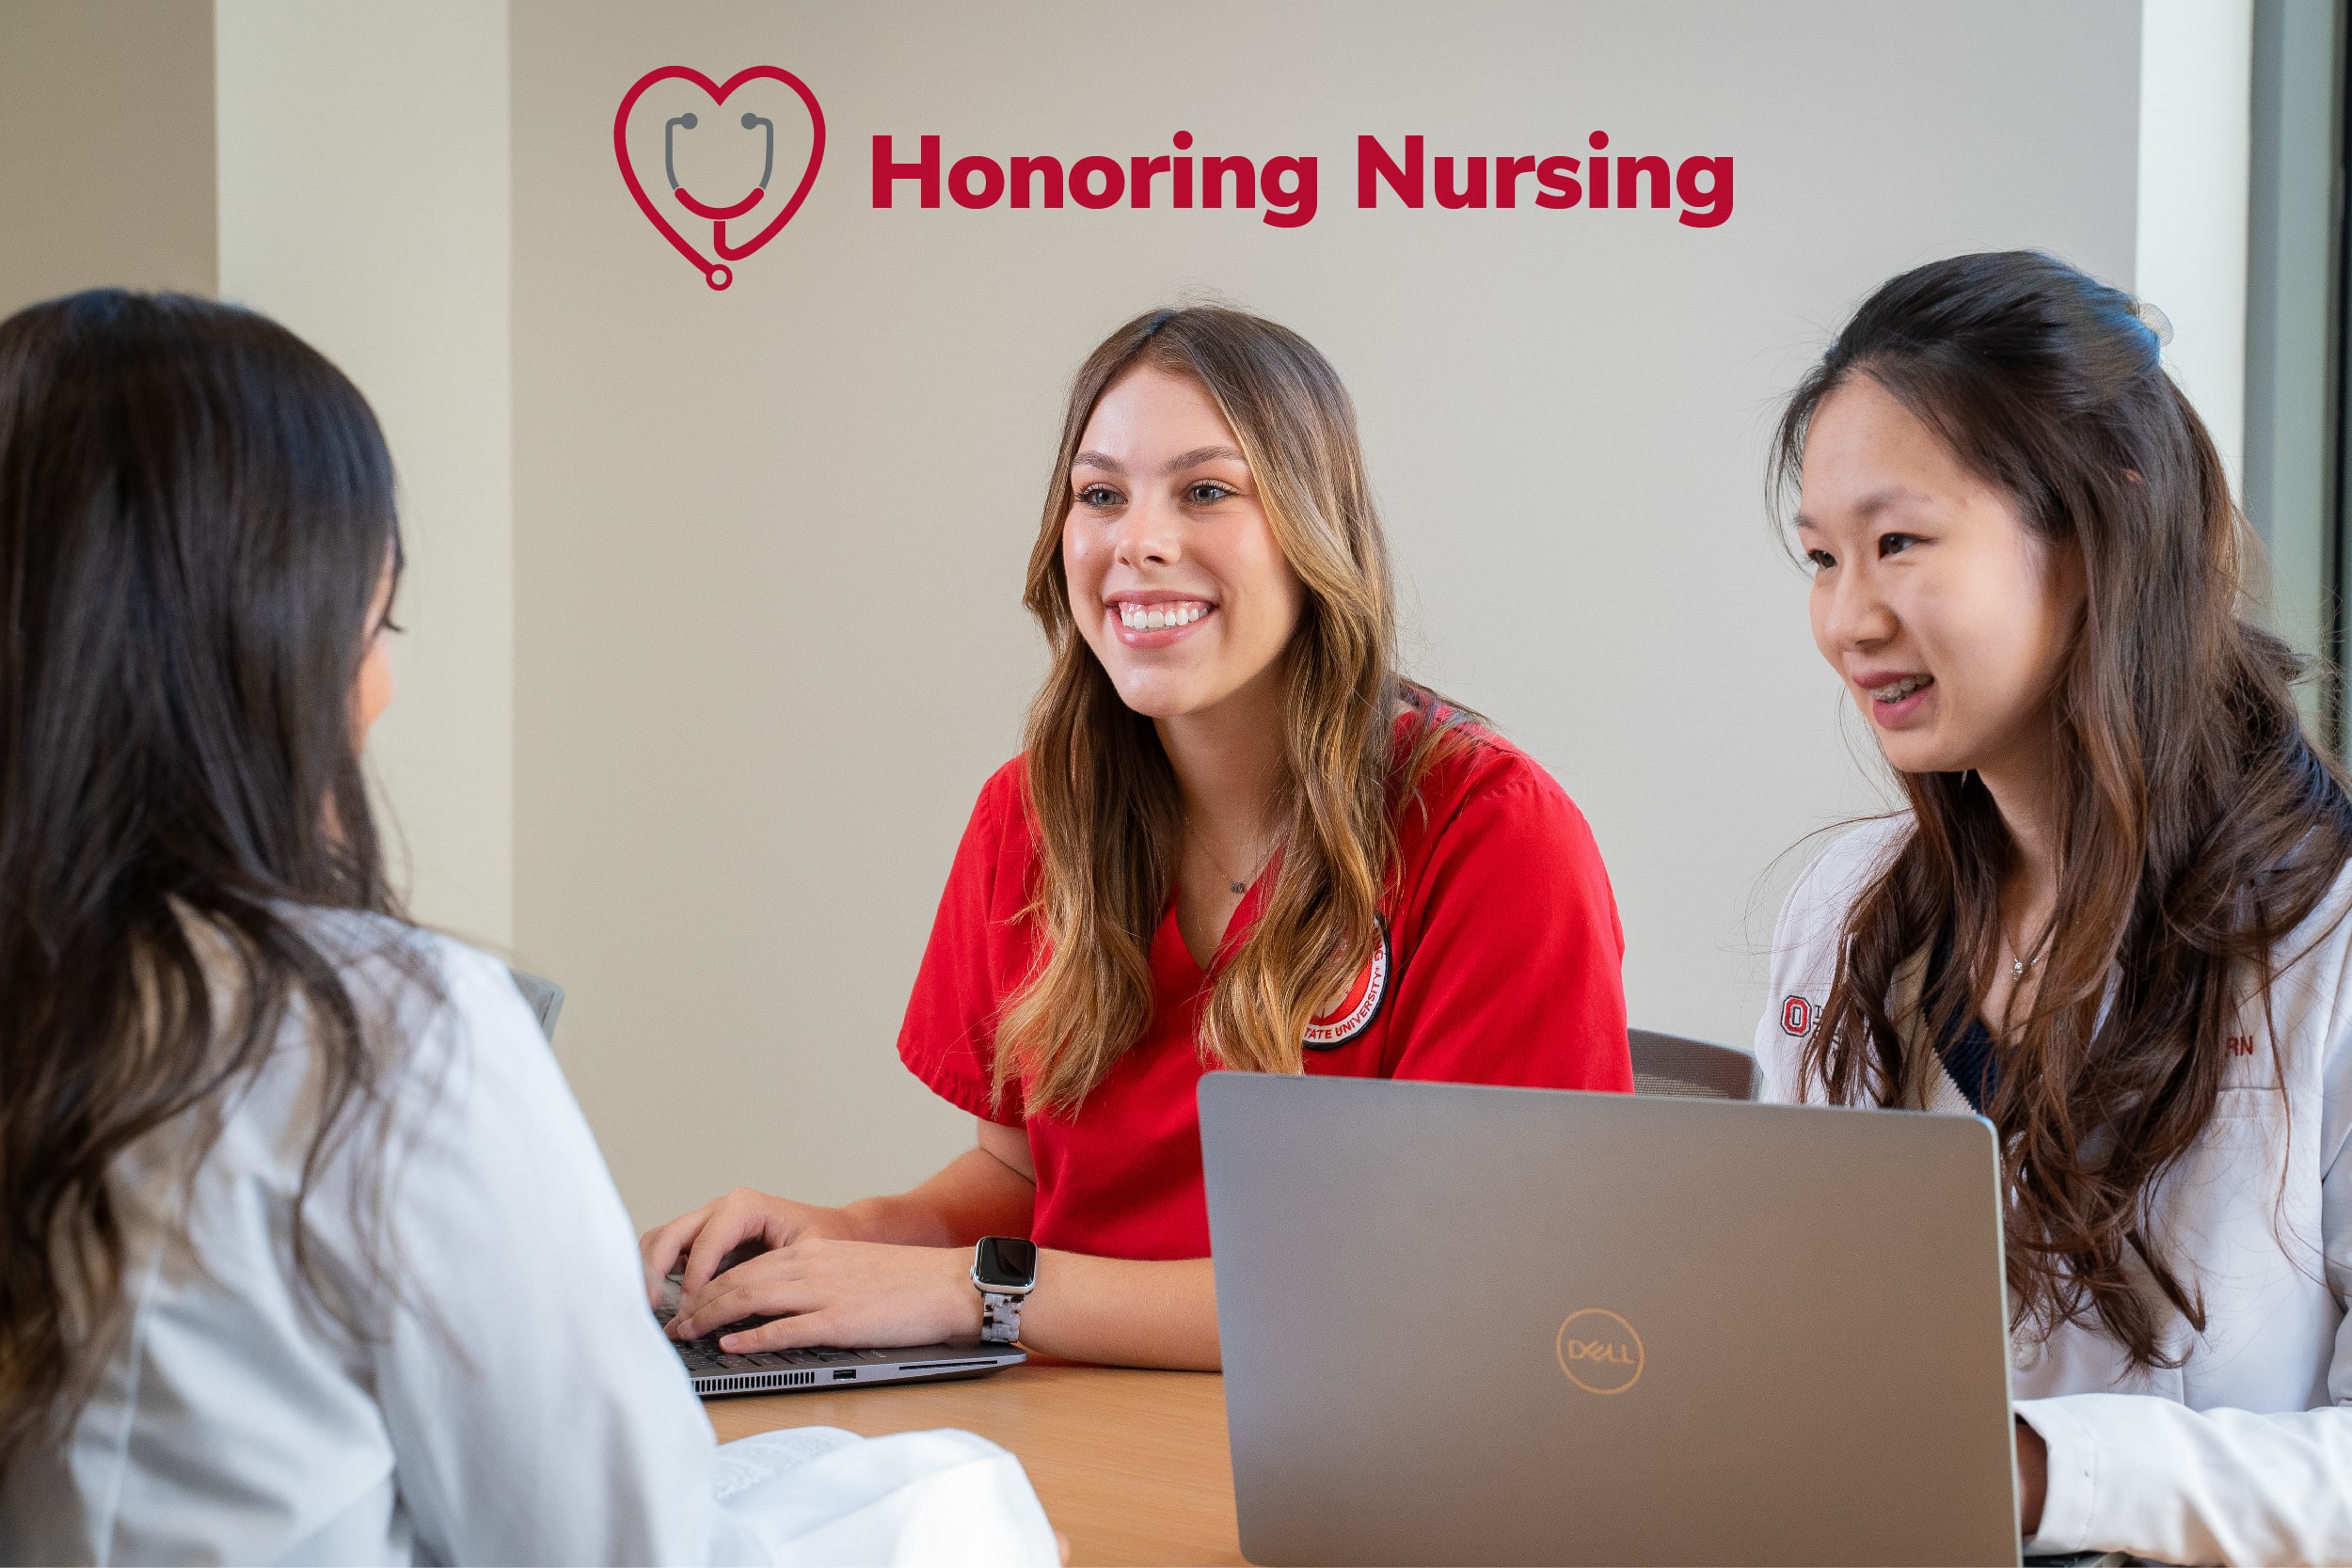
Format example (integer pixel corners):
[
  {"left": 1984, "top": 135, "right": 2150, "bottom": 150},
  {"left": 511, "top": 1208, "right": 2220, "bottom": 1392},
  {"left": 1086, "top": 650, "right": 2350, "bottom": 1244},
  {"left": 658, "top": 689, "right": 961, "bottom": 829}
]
[{"left": 2011, "top": 958, "right": 2027, "bottom": 980}]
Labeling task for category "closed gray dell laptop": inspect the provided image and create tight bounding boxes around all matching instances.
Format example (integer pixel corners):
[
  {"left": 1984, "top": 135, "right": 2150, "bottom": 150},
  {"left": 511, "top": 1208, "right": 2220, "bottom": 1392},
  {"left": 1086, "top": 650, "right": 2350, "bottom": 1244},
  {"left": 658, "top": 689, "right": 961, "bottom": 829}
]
[{"left": 1200, "top": 1073, "right": 2022, "bottom": 1567}]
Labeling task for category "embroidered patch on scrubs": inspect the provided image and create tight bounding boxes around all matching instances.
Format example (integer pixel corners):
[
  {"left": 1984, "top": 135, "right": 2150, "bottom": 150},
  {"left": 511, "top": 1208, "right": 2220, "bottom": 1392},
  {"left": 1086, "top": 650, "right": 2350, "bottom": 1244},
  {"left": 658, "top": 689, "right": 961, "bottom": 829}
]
[{"left": 1305, "top": 917, "right": 1391, "bottom": 1049}]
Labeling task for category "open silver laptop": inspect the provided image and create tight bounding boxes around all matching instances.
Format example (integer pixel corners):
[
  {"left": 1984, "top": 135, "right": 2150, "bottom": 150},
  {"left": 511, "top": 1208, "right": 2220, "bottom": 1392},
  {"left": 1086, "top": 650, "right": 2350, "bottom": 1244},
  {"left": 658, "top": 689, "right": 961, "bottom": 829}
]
[
  {"left": 1200, "top": 1072, "right": 2023, "bottom": 1567},
  {"left": 657, "top": 1276, "right": 1024, "bottom": 1397}
]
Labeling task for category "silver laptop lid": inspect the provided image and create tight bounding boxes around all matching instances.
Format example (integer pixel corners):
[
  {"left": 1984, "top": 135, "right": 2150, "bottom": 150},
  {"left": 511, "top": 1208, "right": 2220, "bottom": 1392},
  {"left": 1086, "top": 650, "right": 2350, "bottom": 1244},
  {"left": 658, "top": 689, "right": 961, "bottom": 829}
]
[{"left": 1200, "top": 1073, "right": 2018, "bottom": 1567}]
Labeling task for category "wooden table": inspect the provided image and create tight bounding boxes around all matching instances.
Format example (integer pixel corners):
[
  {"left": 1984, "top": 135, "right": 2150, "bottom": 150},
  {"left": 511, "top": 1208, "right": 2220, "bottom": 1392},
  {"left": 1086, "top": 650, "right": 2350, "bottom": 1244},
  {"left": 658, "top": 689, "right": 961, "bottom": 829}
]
[{"left": 707, "top": 1361, "right": 1246, "bottom": 1566}]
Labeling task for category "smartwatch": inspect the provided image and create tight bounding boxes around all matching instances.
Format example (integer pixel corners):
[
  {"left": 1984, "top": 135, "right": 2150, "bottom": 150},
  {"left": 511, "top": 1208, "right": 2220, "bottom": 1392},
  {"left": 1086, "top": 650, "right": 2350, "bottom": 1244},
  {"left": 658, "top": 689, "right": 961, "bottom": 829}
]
[{"left": 971, "top": 1236, "right": 1039, "bottom": 1344}]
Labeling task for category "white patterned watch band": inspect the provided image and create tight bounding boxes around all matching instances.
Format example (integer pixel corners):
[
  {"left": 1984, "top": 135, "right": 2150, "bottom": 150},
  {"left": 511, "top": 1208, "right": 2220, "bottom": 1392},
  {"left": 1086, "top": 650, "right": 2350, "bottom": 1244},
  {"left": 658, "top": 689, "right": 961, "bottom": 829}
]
[{"left": 979, "top": 1290, "right": 1025, "bottom": 1343}]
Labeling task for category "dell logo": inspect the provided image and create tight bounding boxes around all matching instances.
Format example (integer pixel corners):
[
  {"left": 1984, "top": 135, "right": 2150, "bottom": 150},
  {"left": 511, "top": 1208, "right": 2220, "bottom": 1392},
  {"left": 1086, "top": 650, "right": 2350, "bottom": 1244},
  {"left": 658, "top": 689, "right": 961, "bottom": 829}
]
[{"left": 1555, "top": 1308, "right": 1645, "bottom": 1395}]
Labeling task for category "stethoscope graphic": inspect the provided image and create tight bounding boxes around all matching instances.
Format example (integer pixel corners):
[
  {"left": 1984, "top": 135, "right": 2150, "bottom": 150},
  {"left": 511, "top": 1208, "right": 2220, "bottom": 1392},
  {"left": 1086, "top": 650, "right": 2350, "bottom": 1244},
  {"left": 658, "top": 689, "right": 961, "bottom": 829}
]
[
  {"left": 612, "top": 65, "right": 828, "bottom": 292},
  {"left": 666, "top": 111, "right": 773, "bottom": 224}
]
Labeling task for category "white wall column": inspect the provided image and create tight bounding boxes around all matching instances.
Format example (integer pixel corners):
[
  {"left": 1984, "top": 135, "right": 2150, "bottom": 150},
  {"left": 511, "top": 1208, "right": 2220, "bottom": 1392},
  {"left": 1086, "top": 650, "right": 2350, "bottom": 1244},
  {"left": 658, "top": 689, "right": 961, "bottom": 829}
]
[
  {"left": 215, "top": 1, "right": 517, "bottom": 949},
  {"left": 2137, "top": 0, "right": 2255, "bottom": 494}
]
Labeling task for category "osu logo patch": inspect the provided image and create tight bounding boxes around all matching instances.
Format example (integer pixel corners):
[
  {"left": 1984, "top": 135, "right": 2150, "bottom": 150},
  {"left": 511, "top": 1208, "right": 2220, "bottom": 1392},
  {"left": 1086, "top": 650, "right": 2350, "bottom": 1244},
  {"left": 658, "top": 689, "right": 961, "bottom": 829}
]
[
  {"left": 1303, "top": 917, "right": 1390, "bottom": 1049},
  {"left": 1780, "top": 994, "right": 1813, "bottom": 1037},
  {"left": 1555, "top": 1307, "right": 1645, "bottom": 1395}
]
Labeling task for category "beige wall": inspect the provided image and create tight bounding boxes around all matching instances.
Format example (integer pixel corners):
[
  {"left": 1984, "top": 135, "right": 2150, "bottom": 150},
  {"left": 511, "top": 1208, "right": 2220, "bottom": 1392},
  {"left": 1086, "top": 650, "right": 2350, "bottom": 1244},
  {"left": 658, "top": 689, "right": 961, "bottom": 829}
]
[
  {"left": 0, "top": 0, "right": 216, "bottom": 313},
  {"left": 0, "top": 1, "right": 2174, "bottom": 1235},
  {"left": 216, "top": 0, "right": 516, "bottom": 951},
  {"left": 508, "top": 0, "right": 2140, "bottom": 1226}
]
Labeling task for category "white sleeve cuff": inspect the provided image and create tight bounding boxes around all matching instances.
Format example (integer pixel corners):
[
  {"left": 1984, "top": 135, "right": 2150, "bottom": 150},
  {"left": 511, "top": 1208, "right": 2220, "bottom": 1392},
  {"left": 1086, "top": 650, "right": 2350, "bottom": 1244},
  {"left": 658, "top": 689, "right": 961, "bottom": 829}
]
[{"left": 2015, "top": 1398, "right": 2098, "bottom": 1555}]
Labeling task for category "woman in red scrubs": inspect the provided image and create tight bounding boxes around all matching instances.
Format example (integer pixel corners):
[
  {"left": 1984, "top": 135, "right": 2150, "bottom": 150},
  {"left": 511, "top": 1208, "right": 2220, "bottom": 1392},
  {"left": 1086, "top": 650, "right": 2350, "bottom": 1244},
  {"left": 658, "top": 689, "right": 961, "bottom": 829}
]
[{"left": 644, "top": 308, "right": 1630, "bottom": 1370}]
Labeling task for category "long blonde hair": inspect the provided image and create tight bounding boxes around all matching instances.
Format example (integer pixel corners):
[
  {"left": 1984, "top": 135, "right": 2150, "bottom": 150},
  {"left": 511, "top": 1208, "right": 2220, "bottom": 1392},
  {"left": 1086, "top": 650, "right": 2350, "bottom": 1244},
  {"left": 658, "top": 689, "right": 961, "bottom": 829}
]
[{"left": 996, "top": 307, "right": 1458, "bottom": 1112}]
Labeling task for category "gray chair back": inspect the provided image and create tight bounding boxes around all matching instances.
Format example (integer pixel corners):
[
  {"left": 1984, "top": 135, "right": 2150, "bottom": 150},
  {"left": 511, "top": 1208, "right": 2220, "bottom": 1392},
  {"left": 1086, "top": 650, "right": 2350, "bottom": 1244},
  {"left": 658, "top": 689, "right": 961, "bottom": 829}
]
[
  {"left": 508, "top": 967, "right": 566, "bottom": 1042},
  {"left": 1629, "top": 1027, "right": 1759, "bottom": 1101}
]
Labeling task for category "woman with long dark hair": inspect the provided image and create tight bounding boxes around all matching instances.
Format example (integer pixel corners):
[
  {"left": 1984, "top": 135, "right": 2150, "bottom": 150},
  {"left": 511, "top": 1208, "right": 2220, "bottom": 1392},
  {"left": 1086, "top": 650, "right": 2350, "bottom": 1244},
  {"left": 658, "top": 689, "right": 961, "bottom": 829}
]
[
  {"left": 1760, "top": 251, "right": 2352, "bottom": 1562},
  {"left": 0, "top": 291, "right": 1053, "bottom": 1563},
  {"left": 645, "top": 307, "right": 1631, "bottom": 1369}
]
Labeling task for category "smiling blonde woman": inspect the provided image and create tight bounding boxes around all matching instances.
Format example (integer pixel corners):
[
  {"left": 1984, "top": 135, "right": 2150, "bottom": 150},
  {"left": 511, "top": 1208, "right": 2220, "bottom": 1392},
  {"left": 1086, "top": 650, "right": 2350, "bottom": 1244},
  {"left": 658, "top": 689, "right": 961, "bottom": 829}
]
[{"left": 644, "top": 307, "right": 1632, "bottom": 1370}]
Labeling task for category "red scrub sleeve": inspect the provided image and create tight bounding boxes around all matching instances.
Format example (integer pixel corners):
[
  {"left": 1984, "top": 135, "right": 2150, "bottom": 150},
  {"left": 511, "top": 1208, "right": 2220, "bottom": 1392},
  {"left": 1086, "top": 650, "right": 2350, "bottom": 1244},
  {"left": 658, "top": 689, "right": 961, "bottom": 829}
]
[
  {"left": 1383, "top": 761, "right": 1632, "bottom": 1092},
  {"left": 897, "top": 762, "right": 1035, "bottom": 1127}
]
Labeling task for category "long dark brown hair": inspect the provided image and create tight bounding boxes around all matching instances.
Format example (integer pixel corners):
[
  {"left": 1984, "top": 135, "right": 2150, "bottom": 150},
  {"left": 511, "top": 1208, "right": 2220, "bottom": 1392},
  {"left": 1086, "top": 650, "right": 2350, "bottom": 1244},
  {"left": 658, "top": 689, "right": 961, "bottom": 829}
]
[
  {"left": 0, "top": 291, "right": 418, "bottom": 1470},
  {"left": 1772, "top": 251, "right": 2352, "bottom": 1367},
  {"left": 999, "top": 307, "right": 1461, "bottom": 1111}
]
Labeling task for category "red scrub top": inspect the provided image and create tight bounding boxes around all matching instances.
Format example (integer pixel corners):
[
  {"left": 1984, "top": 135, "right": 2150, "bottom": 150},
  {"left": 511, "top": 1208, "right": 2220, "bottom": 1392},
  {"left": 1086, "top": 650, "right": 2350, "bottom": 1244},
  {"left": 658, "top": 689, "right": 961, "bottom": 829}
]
[{"left": 898, "top": 713, "right": 1631, "bottom": 1260}]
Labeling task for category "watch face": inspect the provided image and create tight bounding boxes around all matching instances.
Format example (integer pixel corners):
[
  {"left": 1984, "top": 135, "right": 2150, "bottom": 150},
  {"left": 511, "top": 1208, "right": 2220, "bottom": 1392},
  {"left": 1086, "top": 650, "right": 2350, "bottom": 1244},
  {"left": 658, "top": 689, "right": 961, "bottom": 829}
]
[{"left": 974, "top": 1236, "right": 1039, "bottom": 1290}]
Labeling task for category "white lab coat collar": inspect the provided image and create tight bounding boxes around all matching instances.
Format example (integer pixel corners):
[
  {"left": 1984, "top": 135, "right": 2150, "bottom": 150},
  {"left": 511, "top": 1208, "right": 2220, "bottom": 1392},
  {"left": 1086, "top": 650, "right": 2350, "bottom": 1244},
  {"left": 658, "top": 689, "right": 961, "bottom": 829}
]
[{"left": 1756, "top": 816, "right": 2352, "bottom": 1564}]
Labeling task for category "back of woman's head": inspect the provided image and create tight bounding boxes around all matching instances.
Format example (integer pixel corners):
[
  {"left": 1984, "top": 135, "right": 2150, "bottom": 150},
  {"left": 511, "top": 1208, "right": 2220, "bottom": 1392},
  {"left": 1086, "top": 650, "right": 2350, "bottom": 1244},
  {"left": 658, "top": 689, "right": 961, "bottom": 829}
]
[
  {"left": 1772, "top": 250, "right": 2352, "bottom": 1365},
  {"left": 0, "top": 290, "right": 407, "bottom": 1469}
]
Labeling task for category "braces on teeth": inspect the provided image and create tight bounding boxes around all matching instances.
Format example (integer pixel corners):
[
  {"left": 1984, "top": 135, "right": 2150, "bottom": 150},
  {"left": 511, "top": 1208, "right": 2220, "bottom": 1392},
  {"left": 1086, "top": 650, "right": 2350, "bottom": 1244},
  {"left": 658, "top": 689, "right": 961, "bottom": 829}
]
[{"left": 1876, "top": 674, "right": 1931, "bottom": 702}]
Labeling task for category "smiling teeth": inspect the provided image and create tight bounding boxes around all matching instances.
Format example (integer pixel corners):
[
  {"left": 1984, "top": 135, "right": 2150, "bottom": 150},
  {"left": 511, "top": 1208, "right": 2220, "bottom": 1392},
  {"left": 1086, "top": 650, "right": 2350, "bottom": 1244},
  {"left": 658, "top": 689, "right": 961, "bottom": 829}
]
[
  {"left": 1120, "top": 603, "right": 1208, "bottom": 630},
  {"left": 1875, "top": 674, "right": 1931, "bottom": 703}
]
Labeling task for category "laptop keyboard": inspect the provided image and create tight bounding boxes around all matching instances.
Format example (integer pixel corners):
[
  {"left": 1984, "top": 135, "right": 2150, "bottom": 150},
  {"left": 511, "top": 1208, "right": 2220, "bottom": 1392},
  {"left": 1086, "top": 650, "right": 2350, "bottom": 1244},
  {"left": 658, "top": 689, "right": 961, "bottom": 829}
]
[{"left": 655, "top": 1305, "right": 895, "bottom": 1376}]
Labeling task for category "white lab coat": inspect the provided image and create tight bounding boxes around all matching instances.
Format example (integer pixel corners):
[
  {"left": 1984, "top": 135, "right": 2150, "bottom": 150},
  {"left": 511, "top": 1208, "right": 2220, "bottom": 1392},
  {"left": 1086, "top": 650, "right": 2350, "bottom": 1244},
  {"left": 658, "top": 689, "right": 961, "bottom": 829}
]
[
  {"left": 0, "top": 911, "right": 1057, "bottom": 1567},
  {"left": 1756, "top": 817, "right": 2352, "bottom": 1566}
]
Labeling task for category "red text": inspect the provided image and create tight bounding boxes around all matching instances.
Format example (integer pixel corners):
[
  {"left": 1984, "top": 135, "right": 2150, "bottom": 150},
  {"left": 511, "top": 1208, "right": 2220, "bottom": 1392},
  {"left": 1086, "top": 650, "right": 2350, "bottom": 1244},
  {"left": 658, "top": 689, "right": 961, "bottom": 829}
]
[
  {"left": 1358, "top": 133, "right": 1733, "bottom": 228},
  {"left": 873, "top": 132, "right": 1319, "bottom": 228}
]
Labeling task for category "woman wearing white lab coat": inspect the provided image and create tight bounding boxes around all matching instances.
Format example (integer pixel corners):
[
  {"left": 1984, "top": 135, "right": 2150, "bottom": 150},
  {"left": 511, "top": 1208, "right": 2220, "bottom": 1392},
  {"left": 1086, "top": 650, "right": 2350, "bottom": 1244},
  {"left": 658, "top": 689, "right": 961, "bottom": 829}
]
[
  {"left": 0, "top": 291, "right": 1055, "bottom": 1566},
  {"left": 1756, "top": 251, "right": 2352, "bottom": 1565}
]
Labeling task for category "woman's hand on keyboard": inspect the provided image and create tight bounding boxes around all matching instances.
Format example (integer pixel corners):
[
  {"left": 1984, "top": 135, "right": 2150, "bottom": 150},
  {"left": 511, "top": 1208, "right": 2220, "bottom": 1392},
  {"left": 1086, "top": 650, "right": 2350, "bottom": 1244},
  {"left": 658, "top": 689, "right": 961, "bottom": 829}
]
[
  {"left": 638, "top": 1188, "right": 863, "bottom": 1309},
  {"left": 664, "top": 1238, "right": 985, "bottom": 1351}
]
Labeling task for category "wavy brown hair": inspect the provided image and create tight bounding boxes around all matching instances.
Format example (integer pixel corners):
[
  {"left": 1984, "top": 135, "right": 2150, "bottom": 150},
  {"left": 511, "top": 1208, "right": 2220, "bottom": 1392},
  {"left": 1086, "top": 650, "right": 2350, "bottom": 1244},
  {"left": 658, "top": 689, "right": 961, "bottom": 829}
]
[
  {"left": 997, "top": 308, "right": 1460, "bottom": 1112},
  {"left": 0, "top": 292, "right": 419, "bottom": 1472},
  {"left": 1772, "top": 251, "right": 2352, "bottom": 1367}
]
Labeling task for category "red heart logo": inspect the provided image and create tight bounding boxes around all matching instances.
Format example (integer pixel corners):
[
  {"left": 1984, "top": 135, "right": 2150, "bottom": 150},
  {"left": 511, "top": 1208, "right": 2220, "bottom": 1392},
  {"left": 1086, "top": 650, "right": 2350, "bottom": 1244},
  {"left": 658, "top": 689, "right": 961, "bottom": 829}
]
[{"left": 613, "top": 66, "right": 826, "bottom": 291}]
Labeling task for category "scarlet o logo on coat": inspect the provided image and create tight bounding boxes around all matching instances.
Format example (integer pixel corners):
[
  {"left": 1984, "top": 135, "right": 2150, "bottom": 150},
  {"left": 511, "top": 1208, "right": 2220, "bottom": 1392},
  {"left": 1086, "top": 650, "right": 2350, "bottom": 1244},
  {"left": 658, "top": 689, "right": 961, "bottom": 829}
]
[
  {"left": 1304, "top": 918, "right": 1390, "bottom": 1049},
  {"left": 1780, "top": 995, "right": 1813, "bottom": 1037}
]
